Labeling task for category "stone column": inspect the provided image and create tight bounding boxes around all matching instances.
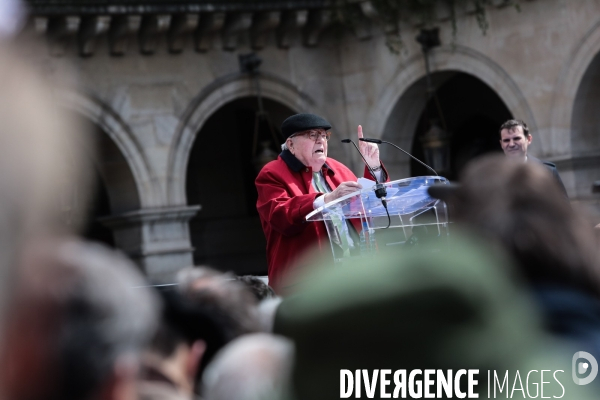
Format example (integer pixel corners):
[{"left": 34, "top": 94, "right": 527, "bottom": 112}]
[{"left": 100, "top": 205, "right": 201, "bottom": 283}]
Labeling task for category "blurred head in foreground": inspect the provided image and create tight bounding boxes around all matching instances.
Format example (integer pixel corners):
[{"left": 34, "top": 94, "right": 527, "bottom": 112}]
[
  {"left": 139, "top": 288, "right": 229, "bottom": 400},
  {"left": 236, "top": 275, "right": 276, "bottom": 301},
  {"left": 0, "top": 238, "right": 158, "bottom": 400},
  {"left": 273, "top": 234, "right": 596, "bottom": 399},
  {"left": 257, "top": 297, "right": 283, "bottom": 332},
  {"left": 0, "top": 42, "right": 90, "bottom": 337},
  {"left": 176, "top": 267, "right": 261, "bottom": 380},
  {"left": 440, "top": 154, "right": 600, "bottom": 296},
  {"left": 202, "top": 333, "right": 294, "bottom": 400},
  {"left": 0, "top": 42, "right": 87, "bottom": 232},
  {"left": 431, "top": 154, "right": 600, "bottom": 361}
]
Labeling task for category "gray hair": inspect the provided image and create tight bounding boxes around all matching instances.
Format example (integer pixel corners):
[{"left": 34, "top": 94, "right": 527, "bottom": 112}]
[
  {"left": 176, "top": 265, "right": 228, "bottom": 292},
  {"left": 176, "top": 266, "right": 261, "bottom": 340},
  {"left": 281, "top": 142, "right": 288, "bottom": 151},
  {"left": 499, "top": 119, "right": 530, "bottom": 138},
  {"left": 257, "top": 297, "right": 282, "bottom": 332},
  {"left": 16, "top": 238, "right": 159, "bottom": 400},
  {"left": 202, "top": 333, "right": 294, "bottom": 400}
]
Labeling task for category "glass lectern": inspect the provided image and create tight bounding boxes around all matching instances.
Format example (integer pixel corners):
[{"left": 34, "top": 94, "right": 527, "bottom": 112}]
[{"left": 305, "top": 176, "right": 450, "bottom": 262}]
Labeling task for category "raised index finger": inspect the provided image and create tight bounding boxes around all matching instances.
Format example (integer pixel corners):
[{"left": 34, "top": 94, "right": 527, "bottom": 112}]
[{"left": 357, "top": 125, "right": 363, "bottom": 139}]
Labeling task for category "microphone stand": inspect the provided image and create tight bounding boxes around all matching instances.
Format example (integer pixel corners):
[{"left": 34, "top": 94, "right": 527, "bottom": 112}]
[
  {"left": 359, "top": 138, "right": 438, "bottom": 176},
  {"left": 341, "top": 139, "right": 390, "bottom": 229}
]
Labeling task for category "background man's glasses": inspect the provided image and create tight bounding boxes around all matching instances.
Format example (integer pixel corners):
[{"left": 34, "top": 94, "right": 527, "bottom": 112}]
[{"left": 293, "top": 130, "right": 332, "bottom": 142}]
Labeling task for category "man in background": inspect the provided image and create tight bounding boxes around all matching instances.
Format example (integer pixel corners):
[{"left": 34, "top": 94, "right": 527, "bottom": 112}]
[{"left": 499, "top": 119, "right": 567, "bottom": 195}]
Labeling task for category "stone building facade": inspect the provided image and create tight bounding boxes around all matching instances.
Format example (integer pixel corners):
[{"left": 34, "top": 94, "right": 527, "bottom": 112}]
[{"left": 18, "top": 0, "right": 600, "bottom": 281}]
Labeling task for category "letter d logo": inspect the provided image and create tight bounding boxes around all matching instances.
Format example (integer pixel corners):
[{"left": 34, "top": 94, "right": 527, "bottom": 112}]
[{"left": 572, "top": 351, "right": 598, "bottom": 385}]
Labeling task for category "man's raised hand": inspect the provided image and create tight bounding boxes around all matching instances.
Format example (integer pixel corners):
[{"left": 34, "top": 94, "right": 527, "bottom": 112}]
[{"left": 357, "top": 125, "right": 380, "bottom": 169}]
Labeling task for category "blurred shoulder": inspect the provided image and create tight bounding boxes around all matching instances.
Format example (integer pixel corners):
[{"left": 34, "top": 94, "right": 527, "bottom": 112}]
[{"left": 528, "top": 156, "right": 557, "bottom": 170}]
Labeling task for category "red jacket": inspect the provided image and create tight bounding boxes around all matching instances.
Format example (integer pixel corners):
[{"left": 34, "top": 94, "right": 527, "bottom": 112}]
[{"left": 255, "top": 149, "right": 385, "bottom": 293}]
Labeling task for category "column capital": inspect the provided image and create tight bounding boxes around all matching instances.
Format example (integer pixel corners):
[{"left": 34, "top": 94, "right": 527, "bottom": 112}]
[
  {"left": 99, "top": 205, "right": 201, "bottom": 228},
  {"left": 98, "top": 205, "right": 201, "bottom": 283}
]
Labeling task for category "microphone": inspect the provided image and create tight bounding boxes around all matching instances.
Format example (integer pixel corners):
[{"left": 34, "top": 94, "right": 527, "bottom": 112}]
[
  {"left": 341, "top": 139, "right": 387, "bottom": 201},
  {"left": 359, "top": 138, "right": 438, "bottom": 176}
]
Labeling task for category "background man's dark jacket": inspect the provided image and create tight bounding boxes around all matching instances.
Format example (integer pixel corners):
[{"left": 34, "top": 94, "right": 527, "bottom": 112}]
[{"left": 528, "top": 155, "right": 568, "bottom": 196}]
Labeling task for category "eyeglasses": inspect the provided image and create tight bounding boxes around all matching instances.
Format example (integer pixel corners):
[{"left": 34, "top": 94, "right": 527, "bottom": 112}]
[{"left": 293, "top": 129, "right": 332, "bottom": 142}]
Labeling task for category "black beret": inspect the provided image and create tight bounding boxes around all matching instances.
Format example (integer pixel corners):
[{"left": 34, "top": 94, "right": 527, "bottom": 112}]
[{"left": 281, "top": 113, "right": 331, "bottom": 139}]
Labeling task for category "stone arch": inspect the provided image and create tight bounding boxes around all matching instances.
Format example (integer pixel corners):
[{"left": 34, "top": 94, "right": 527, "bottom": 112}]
[
  {"left": 400, "top": 72, "right": 511, "bottom": 179},
  {"left": 186, "top": 96, "right": 296, "bottom": 274},
  {"left": 571, "top": 52, "right": 600, "bottom": 154},
  {"left": 367, "top": 45, "right": 536, "bottom": 165},
  {"left": 88, "top": 126, "right": 140, "bottom": 214},
  {"left": 551, "top": 18, "right": 600, "bottom": 157},
  {"left": 168, "top": 72, "right": 315, "bottom": 205},
  {"left": 56, "top": 90, "right": 158, "bottom": 209},
  {"left": 548, "top": 18, "right": 600, "bottom": 204}
]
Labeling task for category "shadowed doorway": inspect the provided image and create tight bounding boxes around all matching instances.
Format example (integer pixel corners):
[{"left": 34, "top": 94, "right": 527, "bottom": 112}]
[
  {"left": 81, "top": 124, "right": 141, "bottom": 250},
  {"left": 186, "top": 97, "right": 295, "bottom": 275},
  {"left": 380, "top": 71, "right": 512, "bottom": 181},
  {"left": 411, "top": 73, "right": 512, "bottom": 179}
]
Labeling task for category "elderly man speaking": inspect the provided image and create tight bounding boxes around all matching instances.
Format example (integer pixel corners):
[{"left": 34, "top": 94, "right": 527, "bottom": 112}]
[{"left": 256, "top": 113, "right": 387, "bottom": 293}]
